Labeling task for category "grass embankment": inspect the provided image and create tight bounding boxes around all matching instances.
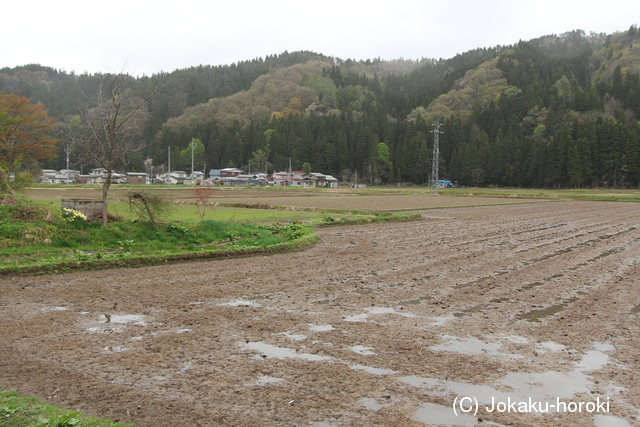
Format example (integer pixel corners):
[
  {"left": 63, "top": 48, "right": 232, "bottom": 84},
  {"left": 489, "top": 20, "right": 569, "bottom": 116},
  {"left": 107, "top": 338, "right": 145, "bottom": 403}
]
[
  {"left": 0, "top": 196, "right": 321, "bottom": 275},
  {"left": 0, "top": 390, "right": 134, "bottom": 427},
  {"left": 0, "top": 195, "right": 419, "bottom": 276}
]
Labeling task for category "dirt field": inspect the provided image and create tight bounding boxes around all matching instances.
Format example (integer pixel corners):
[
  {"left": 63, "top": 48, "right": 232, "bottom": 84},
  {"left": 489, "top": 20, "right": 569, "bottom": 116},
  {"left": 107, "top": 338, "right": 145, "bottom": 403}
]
[{"left": 1, "top": 201, "right": 639, "bottom": 426}]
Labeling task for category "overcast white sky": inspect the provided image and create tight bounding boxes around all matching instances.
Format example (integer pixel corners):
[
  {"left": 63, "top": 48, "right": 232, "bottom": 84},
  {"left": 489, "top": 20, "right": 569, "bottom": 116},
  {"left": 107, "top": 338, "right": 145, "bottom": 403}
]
[{"left": 4, "top": 0, "right": 639, "bottom": 76}]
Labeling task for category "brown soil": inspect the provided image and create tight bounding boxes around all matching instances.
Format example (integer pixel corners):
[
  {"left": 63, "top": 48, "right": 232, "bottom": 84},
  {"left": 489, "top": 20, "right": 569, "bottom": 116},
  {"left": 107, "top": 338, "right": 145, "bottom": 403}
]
[{"left": 1, "top": 201, "right": 639, "bottom": 426}]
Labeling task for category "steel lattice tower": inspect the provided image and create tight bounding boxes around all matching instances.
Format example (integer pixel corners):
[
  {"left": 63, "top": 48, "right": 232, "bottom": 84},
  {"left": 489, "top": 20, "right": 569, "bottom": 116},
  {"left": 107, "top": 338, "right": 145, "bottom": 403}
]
[{"left": 430, "top": 121, "right": 442, "bottom": 195}]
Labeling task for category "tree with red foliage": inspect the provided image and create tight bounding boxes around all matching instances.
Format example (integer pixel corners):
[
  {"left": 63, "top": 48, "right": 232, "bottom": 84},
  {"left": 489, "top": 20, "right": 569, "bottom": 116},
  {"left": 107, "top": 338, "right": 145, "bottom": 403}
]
[{"left": 0, "top": 92, "right": 59, "bottom": 171}]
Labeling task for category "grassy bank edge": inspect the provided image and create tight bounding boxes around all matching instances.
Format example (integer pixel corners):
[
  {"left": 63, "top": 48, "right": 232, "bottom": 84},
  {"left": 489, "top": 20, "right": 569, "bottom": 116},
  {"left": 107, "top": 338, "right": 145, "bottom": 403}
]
[
  {"left": 0, "top": 212, "right": 422, "bottom": 277},
  {"left": 0, "top": 389, "right": 135, "bottom": 427}
]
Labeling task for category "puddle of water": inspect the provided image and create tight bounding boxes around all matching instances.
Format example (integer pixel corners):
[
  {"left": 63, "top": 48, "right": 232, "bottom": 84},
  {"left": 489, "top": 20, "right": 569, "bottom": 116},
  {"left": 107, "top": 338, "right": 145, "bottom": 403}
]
[
  {"left": 359, "top": 397, "right": 383, "bottom": 411},
  {"left": 593, "top": 342, "right": 615, "bottom": 352},
  {"left": 349, "top": 364, "right": 397, "bottom": 375},
  {"left": 430, "top": 335, "right": 521, "bottom": 358},
  {"left": 536, "top": 341, "right": 566, "bottom": 352},
  {"left": 593, "top": 414, "right": 633, "bottom": 427},
  {"left": 350, "top": 345, "right": 376, "bottom": 355},
  {"left": 576, "top": 348, "right": 610, "bottom": 372},
  {"left": 413, "top": 402, "right": 477, "bottom": 426},
  {"left": 242, "top": 342, "right": 331, "bottom": 362},
  {"left": 499, "top": 335, "right": 529, "bottom": 344},
  {"left": 308, "top": 324, "right": 334, "bottom": 332},
  {"left": 42, "top": 306, "right": 68, "bottom": 312},
  {"left": 401, "top": 342, "right": 622, "bottom": 414},
  {"left": 109, "top": 314, "right": 147, "bottom": 325},
  {"left": 345, "top": 307, "right": 416, "bottom": 322},
  {"left": 86, "top": 313, "right": 147, "bottom": 333},
  {"left": 246, "top": 375, "right": 285, "bottom": 386},
  {"left": 278, "top": 332, "right": 307, "bottom": 341},
  {"left": 344, "top": 313, "right": 369, "bottom": 322},
  {"left": 454, "top": 303, "right": 488, "bottom": 318},
  {"left": 427, "top": 315, "right": 455, "bottom": 327},
  {"left": 103, "top": 346, "right": 127, "bottom": 353},
  {"left": 515, "top": 297, "right": 578, "bottom": 322},
  {"left": 220, "top": 299, "right": 261, "bottom": 307},
  {"left": 244, "top": 295, "right": 269, "bottom": 301}
]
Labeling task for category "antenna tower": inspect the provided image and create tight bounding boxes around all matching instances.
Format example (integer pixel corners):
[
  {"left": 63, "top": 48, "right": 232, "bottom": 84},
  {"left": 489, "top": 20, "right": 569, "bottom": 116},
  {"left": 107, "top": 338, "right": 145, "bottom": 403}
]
[{"left": 430, "top": 121, "right": 442, "bottom": 195}]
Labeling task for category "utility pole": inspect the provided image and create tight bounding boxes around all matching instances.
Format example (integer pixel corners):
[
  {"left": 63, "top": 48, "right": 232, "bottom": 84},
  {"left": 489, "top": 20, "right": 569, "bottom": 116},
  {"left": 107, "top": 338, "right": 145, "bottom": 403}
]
[
  {"left": 168, "top": 146, "right": 171, "bottom": 186},
  {"left": 430, "top": 121, "right": 442, "bottom": 195},
  {"left": 65, "top": 144, "right": 71, "bottom": 184},
  {"left": 190, "top": 138, "right": 195, "bottom": 182}
]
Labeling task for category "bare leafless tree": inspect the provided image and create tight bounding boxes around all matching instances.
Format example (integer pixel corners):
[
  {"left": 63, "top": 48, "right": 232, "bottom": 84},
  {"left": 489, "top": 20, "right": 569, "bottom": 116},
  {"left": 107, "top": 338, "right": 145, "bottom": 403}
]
[{"left": 69, "top": 73, "right": 155, "bottom": 226}]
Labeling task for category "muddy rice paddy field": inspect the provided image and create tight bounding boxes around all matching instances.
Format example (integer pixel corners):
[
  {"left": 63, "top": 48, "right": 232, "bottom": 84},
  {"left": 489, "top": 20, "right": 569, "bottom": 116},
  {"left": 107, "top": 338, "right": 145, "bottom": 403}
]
[{"left": 2, "top": 197, "right": 640, "bottom": 426}]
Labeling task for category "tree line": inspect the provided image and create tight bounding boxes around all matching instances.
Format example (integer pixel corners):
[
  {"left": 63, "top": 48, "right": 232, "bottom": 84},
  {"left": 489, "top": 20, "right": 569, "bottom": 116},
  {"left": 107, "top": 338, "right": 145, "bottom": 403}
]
[{"left": 1, "top": 26, "right": 639, "bottom": 188}]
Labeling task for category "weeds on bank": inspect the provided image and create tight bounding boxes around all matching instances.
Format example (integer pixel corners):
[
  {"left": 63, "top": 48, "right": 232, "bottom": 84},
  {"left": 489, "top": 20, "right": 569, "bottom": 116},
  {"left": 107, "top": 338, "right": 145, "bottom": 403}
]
[
  {"left": 0, "top": 390, "right": 135, "bottom": 427},
  {"left": 0, "top": 196, "right": 301, "bottom": 275}
]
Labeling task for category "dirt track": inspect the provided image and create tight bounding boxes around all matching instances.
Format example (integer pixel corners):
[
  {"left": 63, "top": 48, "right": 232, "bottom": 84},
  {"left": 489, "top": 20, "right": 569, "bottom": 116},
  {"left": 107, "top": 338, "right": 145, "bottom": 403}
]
[{"left": 1, "top": 201, "right": 639, "bottom": 426}]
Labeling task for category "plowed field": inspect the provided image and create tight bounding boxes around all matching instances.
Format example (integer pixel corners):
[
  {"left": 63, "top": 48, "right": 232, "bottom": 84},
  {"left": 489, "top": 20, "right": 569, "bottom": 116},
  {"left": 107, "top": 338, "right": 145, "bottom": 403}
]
[{"left": 1, "top": 201, "right": 639, "bottom": 426}]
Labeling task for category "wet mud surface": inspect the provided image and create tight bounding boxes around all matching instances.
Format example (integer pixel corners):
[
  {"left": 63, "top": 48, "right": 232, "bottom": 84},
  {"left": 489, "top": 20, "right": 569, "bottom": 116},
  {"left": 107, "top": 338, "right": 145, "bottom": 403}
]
[{"left": 1, "top": 201, "right": 639, "bottom": 426}]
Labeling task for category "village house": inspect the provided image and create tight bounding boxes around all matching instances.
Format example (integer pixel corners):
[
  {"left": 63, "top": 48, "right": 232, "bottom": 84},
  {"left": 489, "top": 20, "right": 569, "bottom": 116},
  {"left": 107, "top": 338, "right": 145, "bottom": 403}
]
[
  {"left": 220, "top": 168, "right": 244, "bottom": 178},
  {"left": 273, "top": 171, "right": 304, "bottom": 186},
  {"left": 301, "top": 172, "right": 339, "bottom": 188}
]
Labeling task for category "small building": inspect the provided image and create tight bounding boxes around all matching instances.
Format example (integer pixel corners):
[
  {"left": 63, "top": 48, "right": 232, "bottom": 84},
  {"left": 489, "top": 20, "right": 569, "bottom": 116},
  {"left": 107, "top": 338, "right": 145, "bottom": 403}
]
[
  {"left": 126, "top": 172, "right": 148, "bottom": 185},
  {"left": 209, "top": 169, "right": 221, "bottom": 181}
]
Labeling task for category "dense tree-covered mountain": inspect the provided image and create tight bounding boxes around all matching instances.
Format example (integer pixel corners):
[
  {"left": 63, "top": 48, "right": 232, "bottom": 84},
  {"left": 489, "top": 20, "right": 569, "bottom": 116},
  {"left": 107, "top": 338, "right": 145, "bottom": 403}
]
[{"left": 2, "top": 26, "right": 639, "bottom": 187}]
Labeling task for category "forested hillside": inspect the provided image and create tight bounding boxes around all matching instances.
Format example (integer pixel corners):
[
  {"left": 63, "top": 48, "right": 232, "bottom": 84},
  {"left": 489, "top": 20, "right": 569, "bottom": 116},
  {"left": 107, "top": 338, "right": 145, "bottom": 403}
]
[{"left": 2, "top": 26, "right": 640, "bottom": 188}]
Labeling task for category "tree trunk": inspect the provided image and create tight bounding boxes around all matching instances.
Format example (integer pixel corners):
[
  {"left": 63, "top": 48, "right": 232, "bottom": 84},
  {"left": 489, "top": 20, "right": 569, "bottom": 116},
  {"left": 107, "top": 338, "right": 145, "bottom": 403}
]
[{"left": 102, "top": 172, "right": 112, "bottom": 227}]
